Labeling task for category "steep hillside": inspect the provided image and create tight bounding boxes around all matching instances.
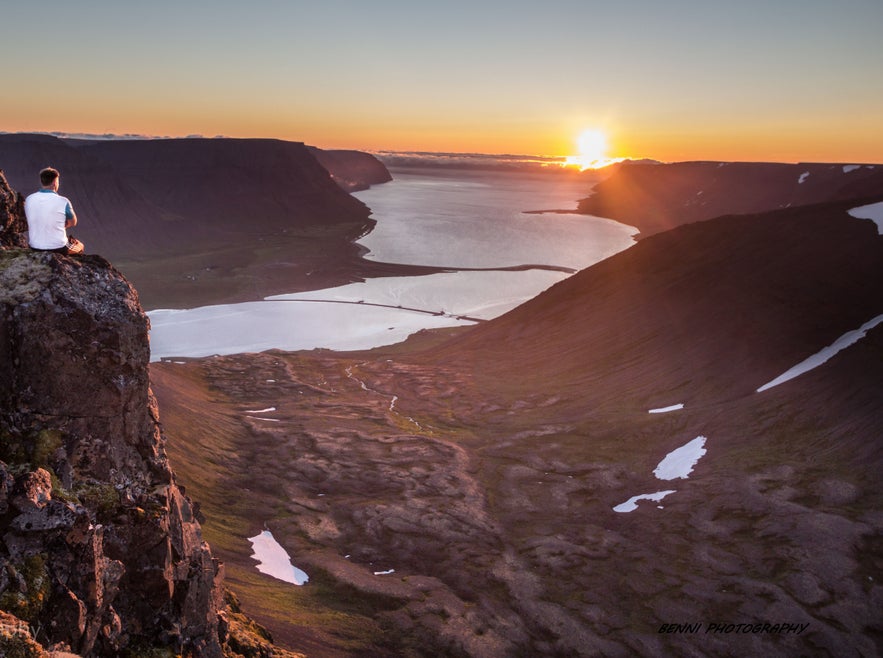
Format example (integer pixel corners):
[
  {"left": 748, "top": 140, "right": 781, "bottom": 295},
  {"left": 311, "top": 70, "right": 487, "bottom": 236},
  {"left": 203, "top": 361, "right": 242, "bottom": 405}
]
[
  {"left": 437, "top": 196, "right": 883, "bottom": 411},
  {"left": 78, "top": 137, "right": 372, "bottom": 243},
  {"left": 579, "top": 160, "right": 883, "bottom": 236}
]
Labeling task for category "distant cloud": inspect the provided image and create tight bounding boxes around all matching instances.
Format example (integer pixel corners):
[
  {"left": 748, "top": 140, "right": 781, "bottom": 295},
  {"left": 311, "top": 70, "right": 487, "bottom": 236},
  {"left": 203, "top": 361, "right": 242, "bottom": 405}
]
[
  {"left": 371, "top": 150, "right": 659, "bottom": 173},
  {"left": 372, "top": 150, "right": 569, "bottom": 171},
  {"left": 0, "top": 130, "right": 217, "bottom": 141}
]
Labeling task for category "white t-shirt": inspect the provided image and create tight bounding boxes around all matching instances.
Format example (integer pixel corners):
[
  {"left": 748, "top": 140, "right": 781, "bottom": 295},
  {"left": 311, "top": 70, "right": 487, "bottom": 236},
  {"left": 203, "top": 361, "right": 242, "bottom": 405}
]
[{"left": 24, "top": 190, "right": 74, "bottom": 250}]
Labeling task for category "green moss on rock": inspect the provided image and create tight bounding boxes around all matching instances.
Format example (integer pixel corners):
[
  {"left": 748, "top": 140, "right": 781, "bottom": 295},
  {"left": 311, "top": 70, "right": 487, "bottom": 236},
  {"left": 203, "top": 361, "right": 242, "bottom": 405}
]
[
  {"left": 73, "top": 482, "right": 120, "bottom": 522},
  {"left": 0, "top": 555, "right": 51, "bottom": 623}
]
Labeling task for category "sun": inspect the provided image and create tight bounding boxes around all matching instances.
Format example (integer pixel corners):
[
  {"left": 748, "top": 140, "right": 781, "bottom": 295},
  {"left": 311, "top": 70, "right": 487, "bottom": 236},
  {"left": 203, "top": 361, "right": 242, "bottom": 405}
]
[
  {"left": 578, "top": 130, "right": 608, "bottom": 161},
  {"left": 564, "top": 129, "right": 624, "bottom": 170}
]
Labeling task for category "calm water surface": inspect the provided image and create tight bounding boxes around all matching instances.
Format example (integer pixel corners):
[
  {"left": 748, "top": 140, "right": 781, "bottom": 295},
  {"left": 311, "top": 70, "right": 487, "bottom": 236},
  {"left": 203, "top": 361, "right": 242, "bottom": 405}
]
[
  {"left": 148, "top": 168, "right": 637, "bottom": 360},
  {"left": 356, "top": 167, "right": 635, "bottom": 269}
]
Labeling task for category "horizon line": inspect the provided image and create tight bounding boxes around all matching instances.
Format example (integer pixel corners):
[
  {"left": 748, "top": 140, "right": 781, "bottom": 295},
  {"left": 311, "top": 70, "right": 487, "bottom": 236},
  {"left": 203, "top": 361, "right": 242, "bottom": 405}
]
[{"left": 2, "top": 131, "right": 879, "bottom": 167}]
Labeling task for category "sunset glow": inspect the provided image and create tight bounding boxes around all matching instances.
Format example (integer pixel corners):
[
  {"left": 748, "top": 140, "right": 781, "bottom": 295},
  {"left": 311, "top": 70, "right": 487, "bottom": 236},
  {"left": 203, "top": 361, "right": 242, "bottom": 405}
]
[
  {"left": 0, "top": 2, "right": 882, "bottom": 163},
  {"left": 564, "top": 130, "right": 627, "bottom": 170}
]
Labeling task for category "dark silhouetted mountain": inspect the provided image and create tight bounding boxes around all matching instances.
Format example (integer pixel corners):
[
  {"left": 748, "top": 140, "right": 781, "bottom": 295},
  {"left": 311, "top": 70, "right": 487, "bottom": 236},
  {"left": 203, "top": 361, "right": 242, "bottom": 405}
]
[
  {"left": 0, "top": 134, "right": 384, "bottom": 259},
  {"left": 579, "top": 160, "right": 883, "bottom": 236},
  {"left": 0, "top": 134, "right": 402, "bottom": 307},
  {"left": 308, "top": 146, "right": 392, "bottom": 191},
  {"left": 76, "top": 137, "right": 375, "bottom": 253}
]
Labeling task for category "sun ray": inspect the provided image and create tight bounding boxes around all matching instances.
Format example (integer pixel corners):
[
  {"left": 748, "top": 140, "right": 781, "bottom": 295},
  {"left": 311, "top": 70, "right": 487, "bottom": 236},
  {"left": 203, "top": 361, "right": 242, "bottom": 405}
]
[{"left": 564, "top": 129, "right": 625, "bottom": 170}]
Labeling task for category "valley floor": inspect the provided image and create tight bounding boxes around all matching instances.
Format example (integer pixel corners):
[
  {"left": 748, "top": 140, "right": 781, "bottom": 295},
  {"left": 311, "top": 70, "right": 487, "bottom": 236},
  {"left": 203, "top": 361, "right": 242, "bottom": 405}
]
[{"left": 152, "top": 332, "right": 883, "bottom": 657}]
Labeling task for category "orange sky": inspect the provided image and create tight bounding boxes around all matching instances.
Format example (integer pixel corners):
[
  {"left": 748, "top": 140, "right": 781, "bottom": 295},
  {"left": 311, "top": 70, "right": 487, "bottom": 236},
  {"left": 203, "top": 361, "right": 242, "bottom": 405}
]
[{"left": 3, "top": 2, "right": 882, "bottom": 164}]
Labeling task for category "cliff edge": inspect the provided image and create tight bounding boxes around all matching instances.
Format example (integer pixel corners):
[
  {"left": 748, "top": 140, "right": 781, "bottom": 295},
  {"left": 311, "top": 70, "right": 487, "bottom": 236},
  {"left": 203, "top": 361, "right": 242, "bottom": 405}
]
[{"left": 0, "top": 169, "right": 225, "bottom": 656}]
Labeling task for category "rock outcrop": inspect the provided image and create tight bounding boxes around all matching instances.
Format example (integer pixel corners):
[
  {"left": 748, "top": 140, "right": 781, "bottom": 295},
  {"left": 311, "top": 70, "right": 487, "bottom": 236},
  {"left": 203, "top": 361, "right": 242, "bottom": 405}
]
[
  {"left": 0, "top": 249, "right": 224, "bottom": 656},
  {"left": 0, "top": 170, "right": 27, "bottom": 249}
]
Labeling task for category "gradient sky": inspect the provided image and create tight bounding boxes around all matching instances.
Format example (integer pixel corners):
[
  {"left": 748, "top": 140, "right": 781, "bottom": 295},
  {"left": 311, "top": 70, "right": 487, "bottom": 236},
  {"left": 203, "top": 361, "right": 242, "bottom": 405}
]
[{"left": 3, "top": 0, "right": 882, "bottom": 162}]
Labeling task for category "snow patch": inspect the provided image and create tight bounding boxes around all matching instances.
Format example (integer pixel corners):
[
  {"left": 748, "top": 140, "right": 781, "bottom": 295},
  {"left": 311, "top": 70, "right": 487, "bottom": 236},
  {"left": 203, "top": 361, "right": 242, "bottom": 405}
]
[
  {"left": 613, "top": 436, "right": 708, "bottom": 512},
  {"left": 842, "top": 164, "right": 861, "bottom": 173},
  {"left": 613, "top": 490, "right": 677, "bottom": 513},
  {"left": 373, "top": 569, "right": 396, "bottom": 576},
  {"left": 653, "top": 436, "right": 707, "bottom": 480},
  {"left": 848, "top": 201, "right": 883, "bottom": 235},
  {"left": 758, "top": 314, "right": 883, "bottom": 392},
  {"left": 245, "top": 407, "right": 276, "bottom": 414},
  {"left": 798, "top": 171, "right": 810, "bottom": 184},
  {"left": 648, "top": 403, "right": 684, "bottom": 414},
  {"left": 248, "top": 530, "right": 309, "bottom": 585}
]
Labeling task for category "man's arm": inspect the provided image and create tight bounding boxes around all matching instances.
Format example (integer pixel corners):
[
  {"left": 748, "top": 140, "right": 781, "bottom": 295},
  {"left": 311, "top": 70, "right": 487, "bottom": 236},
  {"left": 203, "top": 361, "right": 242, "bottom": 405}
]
[{"left": 64, "top": 202, "right": 77, "bottom": 229}]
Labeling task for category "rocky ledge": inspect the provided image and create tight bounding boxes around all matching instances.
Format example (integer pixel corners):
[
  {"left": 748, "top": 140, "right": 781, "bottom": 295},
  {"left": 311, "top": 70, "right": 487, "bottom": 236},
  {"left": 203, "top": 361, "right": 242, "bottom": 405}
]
[{"left": 0, "top": 250, "right": 223, "bottom": 656}]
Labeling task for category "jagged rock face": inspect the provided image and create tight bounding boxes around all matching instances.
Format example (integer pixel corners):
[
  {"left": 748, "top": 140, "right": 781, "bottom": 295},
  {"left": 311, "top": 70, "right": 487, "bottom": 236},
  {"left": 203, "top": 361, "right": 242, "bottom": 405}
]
[
  {"left": 0, "top": 251, "right": 224, "bottom": 657},
  {"left": 0, "top": 171, "right": 27, "bottom": 249}
]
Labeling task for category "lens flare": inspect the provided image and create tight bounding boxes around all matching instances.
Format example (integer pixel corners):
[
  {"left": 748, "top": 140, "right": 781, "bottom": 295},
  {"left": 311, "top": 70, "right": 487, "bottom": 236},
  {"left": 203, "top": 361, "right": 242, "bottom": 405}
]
[{"left": 564, "top": 129, "right": 625, "bottom": 170}]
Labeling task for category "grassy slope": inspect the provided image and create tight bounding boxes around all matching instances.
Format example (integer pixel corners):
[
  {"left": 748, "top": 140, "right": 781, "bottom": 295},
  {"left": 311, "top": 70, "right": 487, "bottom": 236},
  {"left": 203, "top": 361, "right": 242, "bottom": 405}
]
[{"left": 151, "top": 361, "right": 407, "bottom": 658}]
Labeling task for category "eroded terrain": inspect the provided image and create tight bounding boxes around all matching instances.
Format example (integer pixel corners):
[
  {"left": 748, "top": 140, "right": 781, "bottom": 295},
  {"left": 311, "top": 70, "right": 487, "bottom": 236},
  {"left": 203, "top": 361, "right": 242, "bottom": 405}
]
[{"left": 153, "top": 336, "right": 883, "bottom": 656}]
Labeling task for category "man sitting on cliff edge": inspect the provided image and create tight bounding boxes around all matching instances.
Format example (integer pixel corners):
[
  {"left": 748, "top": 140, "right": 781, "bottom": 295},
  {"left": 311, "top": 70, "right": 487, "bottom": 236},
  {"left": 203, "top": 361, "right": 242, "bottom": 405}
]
[{"left": 24, "top": 167, "right": 84, "bottom": 255}]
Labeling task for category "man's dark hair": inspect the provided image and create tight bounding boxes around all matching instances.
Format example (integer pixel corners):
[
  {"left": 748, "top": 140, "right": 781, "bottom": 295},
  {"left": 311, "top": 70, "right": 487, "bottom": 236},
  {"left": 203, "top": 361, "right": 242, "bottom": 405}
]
[{"left": 39, "top": 167, "right": 60, "bottom": 186}]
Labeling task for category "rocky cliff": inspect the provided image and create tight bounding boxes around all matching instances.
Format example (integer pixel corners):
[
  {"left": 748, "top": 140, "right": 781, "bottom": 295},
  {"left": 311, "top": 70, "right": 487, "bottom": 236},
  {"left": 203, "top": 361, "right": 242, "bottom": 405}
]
[
  {"left": 0, "top": 170, "right": 27, "bottom": 249},
  {"left": 0, "top": 169, "right": 226, "bottom": 656}
]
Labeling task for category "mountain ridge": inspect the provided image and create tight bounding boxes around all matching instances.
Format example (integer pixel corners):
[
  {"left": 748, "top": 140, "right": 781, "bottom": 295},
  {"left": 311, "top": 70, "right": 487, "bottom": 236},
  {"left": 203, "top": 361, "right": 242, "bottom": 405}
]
[{"left": 578, "top": 160, "right": 883, "bottom": 236}]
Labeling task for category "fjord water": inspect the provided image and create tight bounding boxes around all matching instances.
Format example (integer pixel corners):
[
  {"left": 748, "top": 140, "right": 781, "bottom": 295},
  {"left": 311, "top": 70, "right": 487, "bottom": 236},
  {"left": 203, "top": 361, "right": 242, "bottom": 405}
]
[
  {"left": 148, "top": 167, "right": 637, "bottom": 360},
  {"left": 356, "top": 167, "right": 637, "bottom": 269}
]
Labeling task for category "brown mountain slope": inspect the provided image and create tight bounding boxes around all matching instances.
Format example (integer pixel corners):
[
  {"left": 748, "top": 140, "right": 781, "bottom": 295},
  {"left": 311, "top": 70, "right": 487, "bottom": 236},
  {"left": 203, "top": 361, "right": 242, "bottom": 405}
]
[
  {"left": 578, "top": 160, "right": 883, "bottom": 236},
  {"left": 153, "top": 197, "right": 883, "bottom": 656},
  {"left": 432, "top": 196, "right": 883, "bottom": 416}
]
